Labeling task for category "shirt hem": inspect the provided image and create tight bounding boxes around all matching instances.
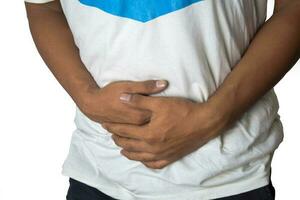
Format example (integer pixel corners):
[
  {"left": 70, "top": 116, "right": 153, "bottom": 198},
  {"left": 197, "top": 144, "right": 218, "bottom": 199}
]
[{"left": 62, "top": 166, "right": 271, "bottom": 200}]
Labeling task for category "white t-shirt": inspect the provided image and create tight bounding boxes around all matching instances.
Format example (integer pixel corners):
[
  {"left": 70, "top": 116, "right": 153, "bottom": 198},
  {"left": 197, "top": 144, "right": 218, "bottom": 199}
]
[
  {"left": 25, "top": 0, "right": 54, "bottom": 3},
  {"left": 26, "top": 0, "right": 284, "bottom": 199}
]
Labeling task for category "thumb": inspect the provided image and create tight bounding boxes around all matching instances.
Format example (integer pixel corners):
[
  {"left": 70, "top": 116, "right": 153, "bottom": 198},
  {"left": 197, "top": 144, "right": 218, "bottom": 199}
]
[{"left": 125, "top": 79, "right": 168, "bottom": 95}]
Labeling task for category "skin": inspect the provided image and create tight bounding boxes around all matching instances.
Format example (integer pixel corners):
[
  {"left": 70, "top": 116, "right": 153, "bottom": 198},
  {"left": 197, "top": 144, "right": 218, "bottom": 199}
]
[
  {"left": 103, "top": 0, "right": 300, "bottom": 169},
  {"left": 25, "top": 0, "right": 300, "bottom": 170},
  {"left": 25, "top": 1, "right": 167, "bottom": 126}
]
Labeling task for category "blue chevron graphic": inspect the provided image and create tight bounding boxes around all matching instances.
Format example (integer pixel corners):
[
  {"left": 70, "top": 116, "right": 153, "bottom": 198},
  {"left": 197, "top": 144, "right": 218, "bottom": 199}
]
[{"left": 79, "top": 0, "right": 203, "bottom": 23}]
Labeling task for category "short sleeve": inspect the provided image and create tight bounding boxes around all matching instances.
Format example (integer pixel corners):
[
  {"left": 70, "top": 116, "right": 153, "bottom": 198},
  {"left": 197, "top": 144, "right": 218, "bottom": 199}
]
[{"left": 24, "top": 0, "right": 55, "bottom": 3}]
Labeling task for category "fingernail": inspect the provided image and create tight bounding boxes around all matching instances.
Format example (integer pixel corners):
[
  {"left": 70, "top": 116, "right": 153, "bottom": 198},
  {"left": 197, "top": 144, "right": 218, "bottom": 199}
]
[
  {"left": 156, "top": 80, "right": 167, "bottom": 88},
  {"left": 120, "top": 93, "right": 132, "bottom": 102}
]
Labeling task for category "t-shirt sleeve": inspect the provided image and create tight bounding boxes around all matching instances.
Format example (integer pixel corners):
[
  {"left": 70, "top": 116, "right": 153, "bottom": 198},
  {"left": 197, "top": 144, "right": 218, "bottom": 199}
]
[{"left": 24, "top": 0, "right": 55, "bottom": 3}]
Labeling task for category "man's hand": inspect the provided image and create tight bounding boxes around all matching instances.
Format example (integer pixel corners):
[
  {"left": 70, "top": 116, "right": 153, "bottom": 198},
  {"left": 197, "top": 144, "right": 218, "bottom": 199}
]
[
  {"left": 80, "top": 80, "right": 169, "bottom": 125},
  {"left": 99, "top": 0, "right": 300, "bottom": 170},
  {"left": 101, "top": 94, "right": 228, "bottom": 169}
]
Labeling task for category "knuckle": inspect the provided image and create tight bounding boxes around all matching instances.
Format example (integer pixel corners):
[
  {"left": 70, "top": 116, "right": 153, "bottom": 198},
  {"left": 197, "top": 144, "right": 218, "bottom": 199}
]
[
  {"left": 125, "top": 154, "right": 134, "bottom": 161},
  {"left": 149, "top": 162, "right": 164, "bottom": 169},
  {"left": 143, "top": 162, "right": 155, "bottom": 169},
  {"left": 123, "top": 143, "right": 133, "bottom": 151},
  {"left": 111, "top": 134, "right": 117, "bottom": 141},
  {"left": 156, "top": 161, "right": 167, "bottom": 169},
  {"left": 123, "top": 151, "right": 129, "bottom": 156},
  {"left": 119, "top": 81, "right": 133, "bottom": 92},
  {"left": 157, "top": 164, "right": 165, "bottom": 169},
  {"left": 141, "top": 153, "right": 153, "bottom": 161},
  {"left": 134, "top": 114, "right": 149, "bottom": 125},
  {"left": 148, "top": 154, "right": 157, "bottom": 161},
  {"left": 112, "top": 126, "right": 122, "bottom": 133},
  {"left": 154, "top": 164, "right": 164, "bottom": 169},
  {"left": 142, "top": 162, "right": 150, "bottom": 168},
  {"left": 145, "top": 135, "right": 157, "bottom": 144},
  {"left": 105, "top": 126, "right": 111, "bottom": 132},
  {"left": 123, "top": 85, "right": 133, "bottom": 93},
  {"left": 155, "top": 134, "right": 166, "bottom": 143},
  {"left": 112, "top": 137, "right": 120, "bottom": 146},
  {"left": 140, "top": 155, "right": 149, "bottom": 162},
  {"left": 114, "top": 141, "right": 121, "bottom": 147},
  {"left": 150, "top": 146, "right": 161, "bottom": 154},
  {"left": 108, "top": 127, "right": 115, "bottom": 133}
]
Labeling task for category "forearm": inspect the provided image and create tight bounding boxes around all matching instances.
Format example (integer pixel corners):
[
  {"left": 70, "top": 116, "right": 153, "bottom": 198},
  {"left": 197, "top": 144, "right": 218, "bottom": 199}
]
[
  {"left": 206, "top": 1, "right": 300, "bottom": 130},
  {"left": 25, "top": 1, "right": 99, "bottom": 108}
]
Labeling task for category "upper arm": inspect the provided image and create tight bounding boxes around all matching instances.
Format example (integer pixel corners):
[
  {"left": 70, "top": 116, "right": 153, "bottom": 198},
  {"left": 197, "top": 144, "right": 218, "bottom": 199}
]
[
  {"left": 274, "top": 0, "right": 300, "bottom": 13},
  {"left": 25, "top": 0, "right": 63, "bottom": 17}
]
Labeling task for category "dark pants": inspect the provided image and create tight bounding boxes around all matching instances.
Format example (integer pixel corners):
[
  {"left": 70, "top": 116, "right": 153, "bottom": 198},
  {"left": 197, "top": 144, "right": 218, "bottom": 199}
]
[{"left": 66, "top": 178, "right": 275, "bottom": 200}]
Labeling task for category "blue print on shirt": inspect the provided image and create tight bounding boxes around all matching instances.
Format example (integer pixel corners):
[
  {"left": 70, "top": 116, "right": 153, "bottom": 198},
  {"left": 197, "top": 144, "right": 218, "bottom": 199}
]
[{"left": 79, "top": 0, "right": 203, "bottom": 23}]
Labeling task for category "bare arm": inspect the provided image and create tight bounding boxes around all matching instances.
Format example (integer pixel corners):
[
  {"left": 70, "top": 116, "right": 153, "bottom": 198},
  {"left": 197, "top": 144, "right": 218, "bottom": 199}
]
[
  {"left": 207, "top": 0, "right": 300, "bottom": 129},
  {"left": 92, "top": 0, "right": 300, "bottom": 169},
  {"left": 25, "top": 1, "right": 98, "bottom": 108},
  {"left": 25, "top": 1, "right": 168, "bottom": 125}
]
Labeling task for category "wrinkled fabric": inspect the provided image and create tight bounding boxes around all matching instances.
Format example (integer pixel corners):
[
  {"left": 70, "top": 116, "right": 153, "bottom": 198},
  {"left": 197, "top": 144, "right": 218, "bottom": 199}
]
[{"left": 60, "top": 0, "right": 284, "bottom": 199}]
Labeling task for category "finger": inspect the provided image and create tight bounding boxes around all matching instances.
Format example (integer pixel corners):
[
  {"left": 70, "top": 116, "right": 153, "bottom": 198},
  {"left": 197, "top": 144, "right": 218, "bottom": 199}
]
[
  {"left": 121, "top": 150, "right": 159, "bottom": 162},
  {"left": 124, "top": 80, "right": 168, "bottom": 95},
  {"left": 143, "top": 159, "right": 171, "bottom": 169},
  {"left": 126, "top": 109, "right": 152, "bottom": 125},
  {"left": 102, "top": 122, "right": 148, "bottom": 140},
  {"left": 111, "top": 134, "right": 149, "bottom": 152},
  {"left": 120, "top": 93, "right": 157, "bottom": 110}
]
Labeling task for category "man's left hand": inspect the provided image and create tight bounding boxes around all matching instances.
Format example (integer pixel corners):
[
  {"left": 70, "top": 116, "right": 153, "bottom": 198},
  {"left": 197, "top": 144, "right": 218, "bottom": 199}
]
[{"left": 101, "top": 93, "right": 228, "bottom": 169}]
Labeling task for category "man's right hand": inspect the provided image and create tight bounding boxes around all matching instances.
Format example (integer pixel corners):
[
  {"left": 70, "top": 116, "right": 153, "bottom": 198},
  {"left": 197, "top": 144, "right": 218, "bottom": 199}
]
[
  {"left": 79, "top": 80, "right": 168, "bottom": 125},
  {"left": 25, "top": 3, "right": 169, "bottom": 126}
]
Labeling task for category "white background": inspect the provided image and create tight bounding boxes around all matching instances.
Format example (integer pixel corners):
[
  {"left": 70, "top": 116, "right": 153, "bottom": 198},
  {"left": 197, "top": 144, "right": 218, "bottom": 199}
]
[{"left": 0, "top": 1, "right": 299, "bottom": 199}]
